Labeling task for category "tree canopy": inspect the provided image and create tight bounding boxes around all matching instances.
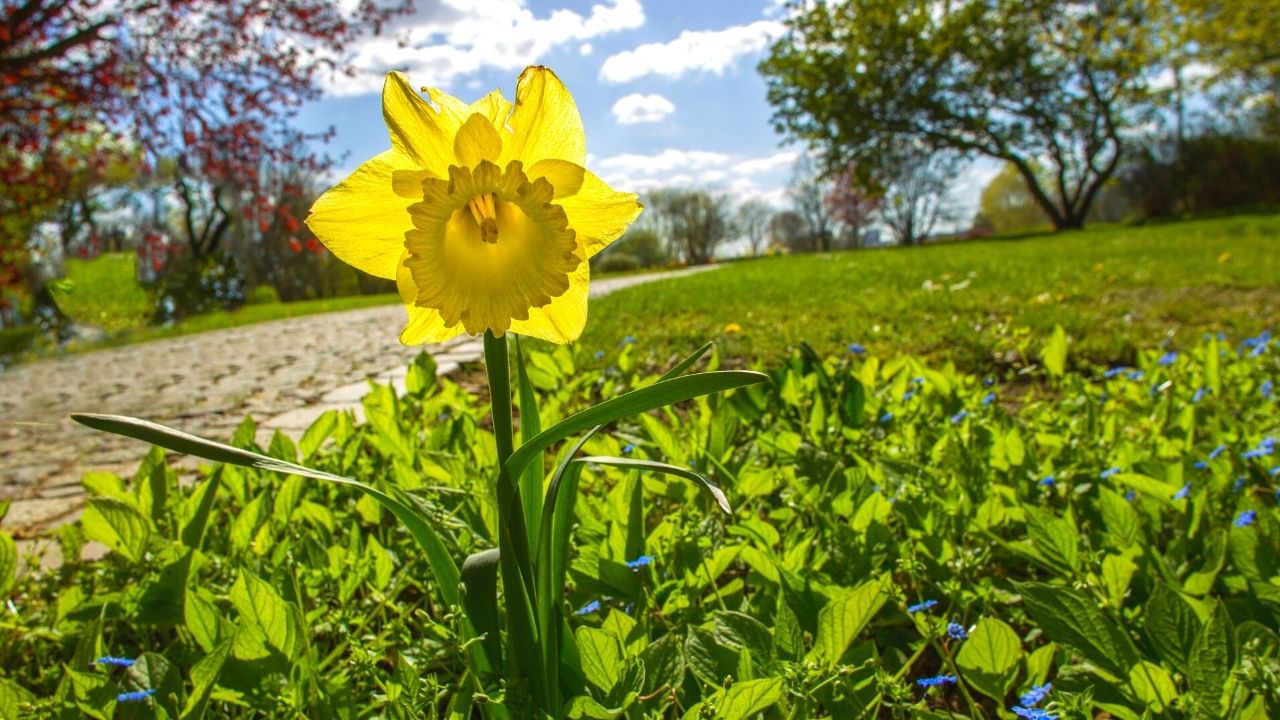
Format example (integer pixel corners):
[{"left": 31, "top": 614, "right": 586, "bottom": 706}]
[{"left": 760, "top": 0, "right": 1157, "bottom": 230}]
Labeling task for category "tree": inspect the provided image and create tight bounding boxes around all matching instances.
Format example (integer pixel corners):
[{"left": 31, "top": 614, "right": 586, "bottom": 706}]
[
  {"left": 823, "top": 167, "right": 883, "bottom": 248},
  {"left": 760, "top": 0, "right": 1156, "bottom": 230},
  {"left": 644, "top": 189, "right": 729, "bottom": 265},
  {"left": 787, "top": 156, "right": 835, "bottom": 251},
  {"left": 973, "top": 162, "right": 1051, "bottom": 235},
  {"left": 0, "top": 0, "right": 410, "bottom": 285},
  {"left": 767, "top": 210, "right": 808, "bottom": 253},
  {"left": 732, "top": 199, "right": 773, "bottom": 257},
  {"left": 879, "top": 149, "right": 959, "bottom": 246},
  {"left": 1174, "top": 0, "right": 1280, "bottom": 127}
]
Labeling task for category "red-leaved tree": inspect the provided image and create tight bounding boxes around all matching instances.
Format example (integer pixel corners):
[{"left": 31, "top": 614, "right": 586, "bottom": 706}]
[
  {"left": 0, "top": 0, "right": 410, "bottom": 288},
  {"left": 822, "top": 168, "right": 883, "bottom": 249}
]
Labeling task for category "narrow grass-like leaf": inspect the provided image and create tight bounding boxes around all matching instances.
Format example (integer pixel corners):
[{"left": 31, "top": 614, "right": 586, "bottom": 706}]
[
  {"left": 659, "top": 341, "right": 714, "bottom": 382},
  {"left": 574, "top": 456, "right": 732, "bottom": 514},
  {"left": 514, "top": 337, "right": 544, "bottom": 557},
  {"left": 69, "top": 413, "right": 461, "bottom": 604}
]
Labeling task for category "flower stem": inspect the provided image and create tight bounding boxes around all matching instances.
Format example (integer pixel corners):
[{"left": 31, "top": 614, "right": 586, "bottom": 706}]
[{"left": 485, "top": 331, "right": 515, "bottom": 467}]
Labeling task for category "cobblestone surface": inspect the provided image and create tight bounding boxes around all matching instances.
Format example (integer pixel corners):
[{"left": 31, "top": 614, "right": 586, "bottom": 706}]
[{"left": 0, "top": 267, "right": 714, "bottom": 540}]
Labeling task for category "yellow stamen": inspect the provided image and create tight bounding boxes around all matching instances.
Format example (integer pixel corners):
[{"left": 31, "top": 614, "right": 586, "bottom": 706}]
[{"left": 468, "top": 193, "right": 499, "bottom": 243}]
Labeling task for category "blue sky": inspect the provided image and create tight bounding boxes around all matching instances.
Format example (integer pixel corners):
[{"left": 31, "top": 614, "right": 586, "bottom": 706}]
[{"left": 298, "top": 0, "right": 995, "bottom": 219}]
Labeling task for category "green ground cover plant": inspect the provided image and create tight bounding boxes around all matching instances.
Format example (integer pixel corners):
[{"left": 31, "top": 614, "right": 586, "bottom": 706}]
[
  {"left": 2, "top": 327, "right": 1277, "bottom": 718},
  {"left": 579, "top": 214, "right": 1280, "bottom": 373},
  {"left": 51, "top": 253, "right": 152, "bottom": 333}
]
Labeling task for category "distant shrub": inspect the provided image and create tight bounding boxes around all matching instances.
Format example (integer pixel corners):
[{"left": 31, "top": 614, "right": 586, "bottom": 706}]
[
  {"left": 151, "top": 252, "right": 246, "bottom": 322},
  {"left": 611, "top": 227, "right": 668, "bottom": 267},
  {"left": 247, "top": 284, "right": 281, "bottom": 305},
  {"left": 595, "top": 252, "right": 641, "bottom": 273},
  {"left": 51, "top": 252, "right": 152, "bottom": 332}
]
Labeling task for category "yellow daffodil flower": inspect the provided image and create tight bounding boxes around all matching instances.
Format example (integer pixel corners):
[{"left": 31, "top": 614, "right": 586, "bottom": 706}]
[{"left": 306, "top": 66, "right": 642, "bottom": 344}]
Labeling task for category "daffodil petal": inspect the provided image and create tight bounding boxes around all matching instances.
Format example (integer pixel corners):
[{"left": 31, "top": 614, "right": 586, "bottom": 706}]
[
  {"left": 306, "top": 149, "right": 417, "bottom": 280},
  {"left": 455, "top": 113, "right": 503, "bottom": 167},
  {"left": 509, "top": 260, "right": 589, "bottom": 344},
  {"left": 382, "top": 72, "right": 461, "bottom": 179},
  {"left": 469, "top": 89, "right": 513, "bottom": 128},
  {"left": 528, "top": 159, "right": 584, "bottom": 199},
  {"left": 396, "top": 252, "right": 465, "bottom": 345},
  {"left": 502, "top": 66, "right": 586, "bottom": 168},
  {"left": 558, "top": 169, "right": 644, "bottom": 258},
  {"left": 425, "top": 86, "right": 470, "bottom": 126}
]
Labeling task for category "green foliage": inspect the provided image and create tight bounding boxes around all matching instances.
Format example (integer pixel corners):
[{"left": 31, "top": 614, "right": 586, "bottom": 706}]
[
  {"left": 577, "top": 214, "right": 1280, "bottom": 374},
  {"left": 609, "top": 228, "right": 669, "bottom": 268},
  {"left": 973, "top": 163, "right": 1053, "bottom": 235},
  {"left": 2, "top": 325, "right": 1278, "bottom": 718},
  {"left": 245, "top": 285, "right": 281, "bottom": 305},
  {"left": 760, "top": 0, "right": 1155, "bottom": 229},
  {"left": 51, "top": 253, "right": 152, "bottom": 332}
]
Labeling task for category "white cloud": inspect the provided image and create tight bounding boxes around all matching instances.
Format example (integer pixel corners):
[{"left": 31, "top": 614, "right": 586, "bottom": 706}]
[
  {"left": 610, "top": 93, "right": 676, "bottom": 124},
  {"left": 596, "top": 147, "right": 791, "bottom": 207},
  {"left": 325, "top": 0, "right": 644, "bottom": 97},
  {"left": 732, "top": 151, "right": 798, "bottom": 176},
  {"left": 599, "top": 20, "right": 784, "bottom": 83},
  {"left": 579, "top": 43, "right": 593, "bottom": 56}
]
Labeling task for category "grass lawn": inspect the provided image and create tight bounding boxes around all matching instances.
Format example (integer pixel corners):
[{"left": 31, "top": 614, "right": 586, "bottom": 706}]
[{"left": 576, "top": 213, "right": 1280, "bottom": 373}]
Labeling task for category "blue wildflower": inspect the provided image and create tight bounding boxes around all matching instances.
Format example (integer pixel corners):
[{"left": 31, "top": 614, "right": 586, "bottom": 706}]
[
  {"left": 946, "top": 622, "right": 969, "bottom": 640},
  {"left": 1173, "top": 483, "right": 1190, "bottom": 500},
  {"left": 1208, "top": 444, "right": 1227, "bottom": 460},
  {"left": 1234, "top": 510, "right": 1257, "bottom": 528},
  {"left": 1100, "top": 467, "right": 1121, "bottom": 479},
  {"left": 983, "top": 377, "right": 995, "bottom": 387},
  {"left": 1127, "top": 370, "right": 1144, "bottom": 381},
  {"left": 1234, "top": 477, "right": 1247, "bottom": 491},
  {"left": 1157, "top": 351, "right": 1178, "bottom": 366},
  {"left": 625, "top": 555, "right": 654, "bottom": 569},
  {"left": 1250, "top": 343, "right": 1267, "bottom": 358},
  {"left": 981, "top": 391, "right": 997, "bottom": 406},
  {"left": 621, "top": 442, "right": 636, "bottom": 455},
  {"left": 951, "top": 410, "right": 969, "bottom": 424},
  {"left": 1243, "top": 330, "right": 1273, "bottom": 348},
  {"left": 902, "top": 390, "right": 917, "bottom": 401},
  {"left": 593, "top": 350, "right": 605, "bottom": 360},
  {"left": 907, "top": 599, "right": 938, "bottom": 614},
  {"left": 880, "top": 411, "right": 894, "bottom": 423},
  {"left": 1012, "top": 707, "right": 1056, "bottom": 720},
  {"left": 1019, "top": 683, "right": 1052, "bottom": 707},
  {"left": 848, "top": 343, "right": 867, "bottom": 355},
  {"left": 621, "top": 335, "right": 636, "bottom": 345},
  {"left": 117, "top": 689, "right": 155, "bottom": 703},
  {"left": 93, "top": 656, "right": 136, "bottom": 668},
  {"left": 912, "top": 376, "right": 925, "bottom": 385},
  {"left": 1243, "top": 448, "right": 1269, "bottom": 460},
  {"left": 916, "top": 674, "right": 958, "bottom": 688},
  {"left": 1192, "top": 387, "right": 1208, "bottom": 402},
  {"left": 1103, "top": 366, "right": 1128, "bottom": 379},
  {"left": 1125, "top": 490, "right": 1137, "bottom": 501},
  {"left": 575, "top": 600, "right": 602, "bottom": 616},
  {"left": 1194, "top": 461, "right": 1208, "bottom": 470},
  {"left": 1262, "top": 379, "right": 1274, "bottom": 398},
  {"left": 1039, "top": 475, "right": 1056, "bottom": 487}
]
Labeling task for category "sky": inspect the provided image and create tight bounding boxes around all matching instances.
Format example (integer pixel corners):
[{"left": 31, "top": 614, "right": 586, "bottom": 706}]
[{"left": 297, "top": 0, "right": 997, "bottom": 226}]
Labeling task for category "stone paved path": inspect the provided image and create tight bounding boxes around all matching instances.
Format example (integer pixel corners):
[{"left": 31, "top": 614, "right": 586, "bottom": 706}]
[{"left": 0, "top": 266, "right": 715, "bottom": 538}]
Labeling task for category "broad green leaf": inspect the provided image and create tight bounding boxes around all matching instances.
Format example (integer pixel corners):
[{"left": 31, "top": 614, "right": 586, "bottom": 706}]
[
  {"left": 1040, "top": 325, "right": 1067, "bottom": 377},
  {"left": 180, "top": 639, "right": 233, "bottom": 720},
  {"left": 514, "top": 336, "right": 545, "bottom": 557},
  {"left": 1097, "top": 488, "right": 1141, "bottom": 550},
  {"left": 298, "top": 409, "right": 337, "bottom": 459},
  {"left": 714, "top": 677, "right": 784, "bottom": 720},
  {"left": 1115, "top": 473, "right": 1176, "bottom": 508},
  {"left": 810, "top": 576, "right": 889, "bottom": 668},
  {"left": 576, "top": 626, "right": 623, "bottom": 694},
  {"left": 81, "top": 496, "right": 150, "bottom": 562},
  {"left": 185, "top": 587, "right": 221, "bottom": 653},
  {"left": 0, "top": 677, "right": 34, "bottom": 720},
  {"left": 230, "top": 570, "right": 298, "bottom": 661},
  {"left": 1128, "top": 661, "right": 1177, "bottom": 713},
  {"left": 714, "top": 611, "right": 774, "bottom": 667},
  {"left": 564, "top": 694, "right": 625, "bottom": 719},
  {"left": 1025, "top": 508, "right": 1078, "bottom": 575},
  {"left": 180, "top": 472, "right": 220, "bottom": 550},
  {"left": 1018, "top": 582, "right": 1140, "bottom": 678},
  {"left": 1100, "top": 554, "right": 1137, "bottom": 609},
  {"left": 460, "top": 549, "right": 502, "bottom": 676},
  {"left": 1144, "top": 583, "right": 1200, "bottom": 675},
  {"left": 956, "top": 617, "right": 1023, "bottom": 702},
  {"left": 638, "top": 634, "right": 685, "bottom": 693},
  {"left": 1188, "top": 601, "right": 1234, "bottom": 716}
]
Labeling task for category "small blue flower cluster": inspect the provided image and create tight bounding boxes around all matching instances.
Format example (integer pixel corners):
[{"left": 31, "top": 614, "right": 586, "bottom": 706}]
[
  {"left": 1011, "top": 682, "right": 1055, "bottom": 719},
  {"left": 1262, "top": 379, "right": 1274, "bottom": 399},
  {"left": 848, "top": 342, "right": 867, "bottom": 355},
  {"left": 1102, "top": 366, "right": 1129, "bottom": 379},
  {"left": 915, "top": 674, "right": 957, "bottom": 688},
  {"left": 1173, "top": 483, "right": 1190, "bottom": 501},
  {"left": 950, "top": 409, "right": 969, "bottom": 424},
  {"left": 981, "top": 391, "right": 997, "bottom": 406},
  {"left": 1157, "top": 351, "right": 1179, "bottom": 366},
  {"left": 1099, "top": 467, "right": 1121, "bottom": 480},
  {"left": 906, "top": 599, "right": 937, "bottom": 614},
  {"left": 1192, "top": 386, "right": 1210, "bottom": 402},
  {"left": 946, "top": 622, "right": 968, "bottom": 640},
  {"left": 625, "top": 554, "right": 654, "bottom": 570},
  {"left": 575, "top": 599, "right": 602, "bottom": 616},
  {"left": 1038, "top": 475, "right": 1055, "bottom": 488},
  {"left": 93, "top": 656, "right": 136, "bottom": 668},
  {"left": 1234, "top": 510, "right": 1257, "bottom": 528},
  {"left": 1242, "top": 437, "right": 1277, "bottom": 460},
  {"left": 117, "top": 689, "right": 156, "bottom": 703}
]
